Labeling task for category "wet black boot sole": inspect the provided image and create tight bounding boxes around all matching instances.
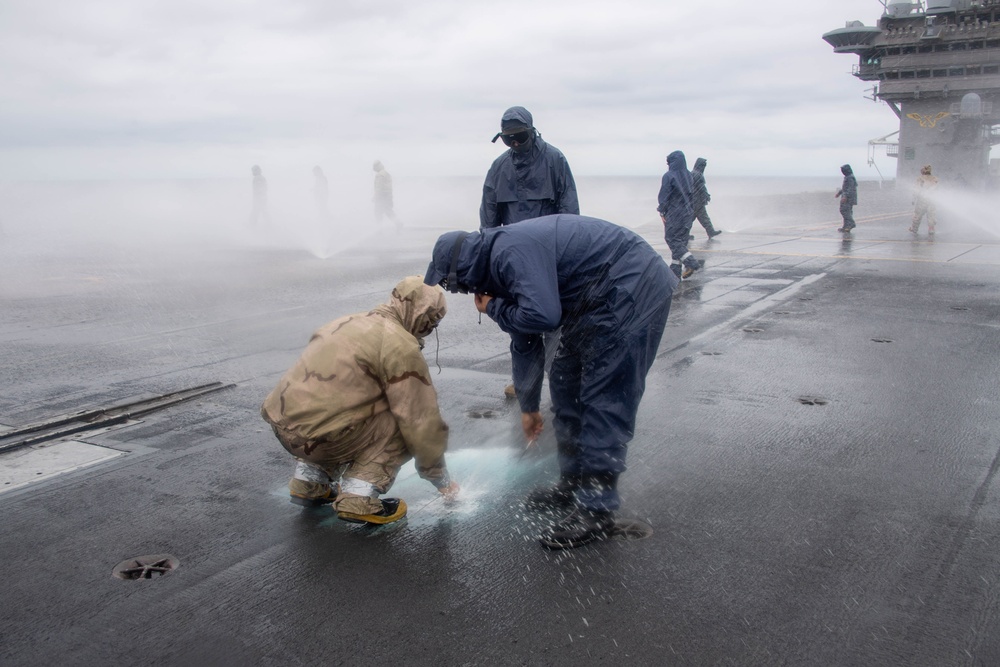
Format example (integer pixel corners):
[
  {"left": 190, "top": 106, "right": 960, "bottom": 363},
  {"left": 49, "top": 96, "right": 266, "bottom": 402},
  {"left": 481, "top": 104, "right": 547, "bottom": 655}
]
[{"left": 539, "top": 509, "right": 617, "bottom": 550}]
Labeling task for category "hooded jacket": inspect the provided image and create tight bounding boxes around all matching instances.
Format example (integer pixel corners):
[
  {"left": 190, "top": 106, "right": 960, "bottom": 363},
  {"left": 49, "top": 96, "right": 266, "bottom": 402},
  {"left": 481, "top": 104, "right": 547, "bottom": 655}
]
[
  {"left": 657, "top": 151, "right": 694, "bottom": 225},
  {"left": 691, "top": 158, "right": 710, "bottom": 210},
  {"left": 914, "top": 167, "right": 939, "bottom": 203},
  {"left": 425, "top": 215, "right": 677, "bottom": 412},
  {"left": 480, "top": 107, "right": 579, "bottom": 229},
  {"left": 261, "top": 276, "right": 449, "bottom": 484},
  {"left": 838, "top": 164, "right": 858, "bottom": 206}
]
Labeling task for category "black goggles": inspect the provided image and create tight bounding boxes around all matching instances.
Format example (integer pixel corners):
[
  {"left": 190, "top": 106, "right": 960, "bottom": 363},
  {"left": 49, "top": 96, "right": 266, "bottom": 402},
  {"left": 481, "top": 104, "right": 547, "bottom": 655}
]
[
  {"left": 440, "top": 277, "right": 470, "bottom": 295},
  {"left": 500, "top": 130, "right": 532, "bottom": 146}
]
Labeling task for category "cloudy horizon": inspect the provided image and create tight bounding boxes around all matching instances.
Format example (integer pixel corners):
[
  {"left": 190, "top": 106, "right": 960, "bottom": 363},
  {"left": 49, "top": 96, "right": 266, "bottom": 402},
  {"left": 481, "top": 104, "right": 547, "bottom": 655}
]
[{"left": 1, "top": 0, "right": 906, "bottom": 182}]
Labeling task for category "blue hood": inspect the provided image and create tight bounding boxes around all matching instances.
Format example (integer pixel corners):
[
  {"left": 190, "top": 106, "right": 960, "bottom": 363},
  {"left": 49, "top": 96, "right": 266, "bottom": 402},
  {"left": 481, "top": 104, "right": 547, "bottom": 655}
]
[
  {"left": 425, "top": 230, "right": 494, "bottom": 295},
  {"left": 667, "top": 150, "right": 688, "bottom": 173},
  {"left": 657, "top": 150, "right": 694, "bottom": 223},
  {"left": 501, "top": 106, "right": 533, "bottom": 131}
]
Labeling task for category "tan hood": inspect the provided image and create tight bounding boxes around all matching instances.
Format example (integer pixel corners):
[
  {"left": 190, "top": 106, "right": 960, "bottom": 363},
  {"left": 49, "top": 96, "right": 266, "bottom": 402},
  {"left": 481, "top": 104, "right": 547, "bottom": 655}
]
[{"left": 372, "top": 276, "right": 447, "bottom": 341}]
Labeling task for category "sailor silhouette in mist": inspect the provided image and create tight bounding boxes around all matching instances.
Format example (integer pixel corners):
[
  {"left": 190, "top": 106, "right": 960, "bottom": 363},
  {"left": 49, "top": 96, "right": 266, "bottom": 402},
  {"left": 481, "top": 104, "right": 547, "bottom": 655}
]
[
  {"left": 249, "top": 165, "right": 271, "bottom": 228},
  {"left": 909, "top": 164, "right": 939, "bottom": 236},
  {"left": 313, "top": 166, "right": 330, "bottom": 222},
  {"left": 372, "top": 160, "right": 400, "bottom": 232}
]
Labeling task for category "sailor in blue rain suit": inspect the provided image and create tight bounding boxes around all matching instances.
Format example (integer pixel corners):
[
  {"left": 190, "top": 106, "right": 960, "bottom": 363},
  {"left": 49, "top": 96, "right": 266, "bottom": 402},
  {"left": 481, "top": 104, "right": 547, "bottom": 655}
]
[
  {"left": 657, "top": 150, "right": 703, "bottom": 279},
  {"left": 481, "top": 106, "right": 579, "bottom": 399},
  {"left": 425, "top": 214, "right": 677, "bottom": 549},
  {"left": 835, "top": 163, "right": 858, "bottom": 233},
  {"left": 480, "top": 106, "right": 578, "bottom": 229}
]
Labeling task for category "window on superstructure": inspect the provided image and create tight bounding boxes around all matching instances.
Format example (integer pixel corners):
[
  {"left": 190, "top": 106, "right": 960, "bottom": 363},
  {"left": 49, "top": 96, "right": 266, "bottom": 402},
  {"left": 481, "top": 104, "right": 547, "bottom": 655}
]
[
  {"left": 933, "top": 69, "right": 948, "bottom": 77},
  {"left": 902, "top": 46, "right": 917, "bottom": 54},
  {"left": 886, "top": 47, "right": 902, "bottom": 55},
  {"left": 988, "top": 40, "right": 1000, "bottom": 48},
  {"left": 967, "top": 66, "right": 981, "bottom": 76},
  {"left": 918, "top": 45, "right": 933, "bottom": 53},
  {"left": 901, "top": 70, "right": 916, "bottom": 78},
  {"left": 917, "top": 69, "right": 931, "bottom": 78},
  {"left": 970, "top": 41, "right": 984, "bottom": 50},
  {"left": 984, "top": 65, "right": 1000, "bottom": 74},
  {"left": 951, "top": 42, "right": 968, "bottom": 50},
  {"left": 886, "top": 71, "right": 900, "bottom": 79}
]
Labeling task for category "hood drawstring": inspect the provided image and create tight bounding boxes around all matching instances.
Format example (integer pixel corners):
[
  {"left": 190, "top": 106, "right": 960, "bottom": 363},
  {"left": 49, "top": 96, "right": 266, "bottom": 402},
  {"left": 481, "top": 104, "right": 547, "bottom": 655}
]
[{"left": 434, "top": 327, "right": 442, "bottom": 374}]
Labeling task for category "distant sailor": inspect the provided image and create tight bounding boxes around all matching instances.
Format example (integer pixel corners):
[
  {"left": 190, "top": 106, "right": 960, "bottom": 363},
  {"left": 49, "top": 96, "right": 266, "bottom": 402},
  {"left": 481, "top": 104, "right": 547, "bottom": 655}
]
[
  {"left": 373, "top": 160, "right": 400, "bottom": 232},
  {"left": 313, "top": 165, "right": 330, "bottom": 222},
  {"left": 836, "top": 164, "right": 858, "bottom": 233},
  {"left": 249, "top": 165, "right": 270, "bottom": 228},
  {"left": 658, "top": 150, "right": 703, "bottom": 279},
  {"left": 691, "top": 157, "right": 721, "bottom": 239},
  {"left": 909, "top": 165, "right": 938, "bottom": 236}
]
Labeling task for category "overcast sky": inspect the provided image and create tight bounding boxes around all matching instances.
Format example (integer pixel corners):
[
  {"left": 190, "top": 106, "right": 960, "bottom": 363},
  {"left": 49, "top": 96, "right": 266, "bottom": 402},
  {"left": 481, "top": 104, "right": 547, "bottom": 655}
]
[{"left": 0, "top": 0, "right": 900, "bottom": 181}]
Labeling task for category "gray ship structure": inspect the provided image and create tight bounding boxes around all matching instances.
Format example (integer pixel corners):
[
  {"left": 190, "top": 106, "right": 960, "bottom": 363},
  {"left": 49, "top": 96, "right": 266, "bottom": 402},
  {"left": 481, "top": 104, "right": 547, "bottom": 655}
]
[{"left": 824, "top": 0, "right": 1000, "bottom": 186}]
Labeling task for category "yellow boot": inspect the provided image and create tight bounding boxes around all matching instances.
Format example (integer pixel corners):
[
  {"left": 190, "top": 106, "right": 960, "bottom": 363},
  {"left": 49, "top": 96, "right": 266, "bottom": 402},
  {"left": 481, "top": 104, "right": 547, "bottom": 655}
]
[{"left": 336, "top": 497, "right": 408, "bottom": 525}]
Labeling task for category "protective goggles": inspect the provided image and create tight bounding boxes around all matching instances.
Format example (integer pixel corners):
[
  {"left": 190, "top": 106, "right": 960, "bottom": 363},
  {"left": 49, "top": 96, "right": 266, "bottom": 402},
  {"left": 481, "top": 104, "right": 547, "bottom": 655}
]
[
  {"left": 499, "top": 130, "right": 532, "bottom": 147},
  {"left": 439, "top": 276, "right": 469, "bottom": 295}
]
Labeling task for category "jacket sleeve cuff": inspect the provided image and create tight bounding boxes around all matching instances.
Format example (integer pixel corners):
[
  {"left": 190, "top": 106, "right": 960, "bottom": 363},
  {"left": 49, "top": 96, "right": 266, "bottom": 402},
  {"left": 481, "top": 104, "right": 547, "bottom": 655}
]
[{"left": 429, "top": 470, "right": 451, "bottom": 490}]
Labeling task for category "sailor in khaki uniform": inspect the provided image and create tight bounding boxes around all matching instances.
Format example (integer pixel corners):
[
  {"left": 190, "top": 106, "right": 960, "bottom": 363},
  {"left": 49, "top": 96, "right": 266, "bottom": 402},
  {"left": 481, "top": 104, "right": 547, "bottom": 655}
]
[{"left": 262, "top": 276, "right": 457, "bottom": 524}]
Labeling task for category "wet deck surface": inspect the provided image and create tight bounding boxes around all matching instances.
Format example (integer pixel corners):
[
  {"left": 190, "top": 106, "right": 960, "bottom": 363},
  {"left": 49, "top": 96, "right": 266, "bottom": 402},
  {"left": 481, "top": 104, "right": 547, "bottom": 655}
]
[{"left": 2, "top": 201, "right": 1000, "bottom": 665}]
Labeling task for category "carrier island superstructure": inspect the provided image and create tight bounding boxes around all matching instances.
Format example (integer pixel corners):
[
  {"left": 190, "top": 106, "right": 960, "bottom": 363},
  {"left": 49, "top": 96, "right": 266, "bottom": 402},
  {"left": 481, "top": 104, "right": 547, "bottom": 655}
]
[{"left": 823, "top": 0, "right": 1000, "bottom": 186}]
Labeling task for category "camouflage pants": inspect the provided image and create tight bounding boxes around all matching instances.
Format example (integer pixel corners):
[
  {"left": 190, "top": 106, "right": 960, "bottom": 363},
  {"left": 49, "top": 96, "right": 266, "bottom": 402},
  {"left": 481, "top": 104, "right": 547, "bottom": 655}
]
[
  {"left": 912, "top": 200, "right": 936, "bottom": 231},
  {"left": 270, "top": 410, "right": 410, "bottom": 514}
]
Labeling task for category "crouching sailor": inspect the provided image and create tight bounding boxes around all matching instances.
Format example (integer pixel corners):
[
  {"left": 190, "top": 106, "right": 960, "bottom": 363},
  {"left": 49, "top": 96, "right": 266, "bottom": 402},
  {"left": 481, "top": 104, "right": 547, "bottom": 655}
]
[{"left": 261, "top": 276, "right": 459, "bottom": 525}]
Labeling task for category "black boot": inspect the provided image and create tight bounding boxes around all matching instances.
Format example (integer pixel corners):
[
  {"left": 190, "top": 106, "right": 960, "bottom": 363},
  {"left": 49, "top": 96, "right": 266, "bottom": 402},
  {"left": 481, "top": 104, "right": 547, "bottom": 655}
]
[
  {"left": 524, "top": 475, "right": 580, "bottom": 511},
  {"left": 682, "top": 257, "right": 703, "bottom": 279},
  {"left": 707, "top": 225, "right": 722, "bottom": 238},
  {"left": 539, "top": 508, "right": 617, "bottom": 549}
]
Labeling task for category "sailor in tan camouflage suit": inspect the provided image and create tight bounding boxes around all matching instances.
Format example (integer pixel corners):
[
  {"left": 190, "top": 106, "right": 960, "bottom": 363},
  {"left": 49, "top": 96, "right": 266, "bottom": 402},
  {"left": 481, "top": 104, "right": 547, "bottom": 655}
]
[
  {"left": 909, "top": 165, "right": 939, "bottom": 236},
  {"left": 261, "top": 276, "right": 458, "bottom": 525}
]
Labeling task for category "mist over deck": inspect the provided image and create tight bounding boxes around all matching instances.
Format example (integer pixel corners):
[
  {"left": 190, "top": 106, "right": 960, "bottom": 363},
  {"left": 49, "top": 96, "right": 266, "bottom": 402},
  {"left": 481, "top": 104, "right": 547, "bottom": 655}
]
[{"left": 2, "top": 182, "right": 1000, "bottom": 665}]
